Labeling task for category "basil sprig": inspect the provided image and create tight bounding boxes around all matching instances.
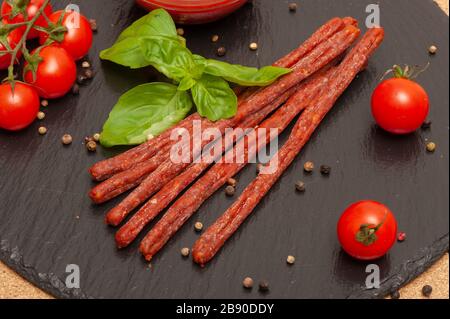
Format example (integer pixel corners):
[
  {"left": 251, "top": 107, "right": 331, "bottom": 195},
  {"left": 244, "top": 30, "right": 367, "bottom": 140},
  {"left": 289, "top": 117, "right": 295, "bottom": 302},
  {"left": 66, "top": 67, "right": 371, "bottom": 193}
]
[{"left": 99, "top": 9, "right": 291, "bottom": 147}]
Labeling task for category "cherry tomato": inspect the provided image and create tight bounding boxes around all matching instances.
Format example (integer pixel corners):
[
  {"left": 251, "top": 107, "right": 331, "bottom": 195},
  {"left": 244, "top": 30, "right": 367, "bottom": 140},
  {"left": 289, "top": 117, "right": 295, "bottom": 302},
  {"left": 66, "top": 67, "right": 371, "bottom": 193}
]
[
  {"left": 337, "top": 200, "right": 397, "bottom": 260},
  {"left": 1, "top": 0, "right": 53, "bottom": 39},
  {"left": 0, "top": 82, "right": 40, "bottom": 131},
  {"left": 0, "top": 26, "right": 23, "bottom": 69},
  {"left": 371, "top": 78, "right": 429, "bottom": 134},
  {"left": 24, "top": 45, "right": 76, "bottom": 99},
  {"left": 39, "top": 10, "right": 93, "bottom": 61}
]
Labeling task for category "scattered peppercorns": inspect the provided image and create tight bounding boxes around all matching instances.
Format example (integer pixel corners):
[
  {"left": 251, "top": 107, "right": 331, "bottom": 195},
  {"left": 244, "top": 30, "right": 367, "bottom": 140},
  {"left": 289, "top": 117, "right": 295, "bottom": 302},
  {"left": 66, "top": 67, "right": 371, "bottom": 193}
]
[
  {"left": 38, "top": 126, "right": 47, "bottom": 135},
  {"left": 72, "top": 84, "right": 80, "bottom": 95},
  {"left": 93, "top": 133, "right": 101, "bottom": 142},
  {"left": 422, "top": 285, "right": 433, "bottom": 297},
  {"left": 82, "top": 61, "right": 91, "bottom": 68},
  {"left": 216, "top": 46, "right": 226, "bottom": 57},
  {"left": 37, "top": 111, "right": 45, "bottom": 120},
  {"left": 320, "top": 165, "right": 331, "bottom": 175},
  {"left": 194, "top": 221, "right": 203, "bottom": 232},
  {"left": 86, "top": 140, "right": 97, "bottom": 152},
  {"left": 84, "top": 69, "right": 94, "bottom": 79},
  {"left": 225, "top": 185, "right": 236, "bottom": 196},
  {"left": 426, "top": 142, "right": 436, "bottom": 153},
  {"left": 61, "top": 134, "right": 73, "bottom": 145},
  {"left": 89, "top": 19, "right": 98, "bottom": 32},
  {"left": 227, "top": 178, "right": 237, "bottom": 187},
  {"left": 390, "top": 290, "right": 400, "bottom": 299},
  {"left": 421, "top": 120, "right": 432, "bottom": 130},
  {"left": 286, "top": 255, "right": 295, "bottom": 265},
  {"left": 397, "top": 232, "right": 406, "bottom": 242},
  {"left": 77, "top": 74, "right": 87, "bottom": 84},
  {"left": 295, "top": 181, "right": 306, "bottom": 192},
  {"left": 249, "top": 42, "right": 258, "bottom": 51},
  {"left": 428, "top": 45, "right": 437, "bottom": 55},
  {"left": 176, "top": 28, "right": 185, "bottom": 36},
  {"left": 181, "top": 247, "right": 190, "bottom": 257},
  {"left": 259, "top": 280, "right": 269, "bottom": 292},
  {"left": 242, "top": 277, "right": 254, "bottom": 289},
  {"left": 41, "top": 99, "right": 48, "bottom": 107},
  {"left": 288, "top": 2, "right": 298, "bottom": 12},
  {"left": 303, "top": 161, "right": 314, "bottom": 172},
  {"left": 211, "top": 34, "right": 219, "bottom": 43}
]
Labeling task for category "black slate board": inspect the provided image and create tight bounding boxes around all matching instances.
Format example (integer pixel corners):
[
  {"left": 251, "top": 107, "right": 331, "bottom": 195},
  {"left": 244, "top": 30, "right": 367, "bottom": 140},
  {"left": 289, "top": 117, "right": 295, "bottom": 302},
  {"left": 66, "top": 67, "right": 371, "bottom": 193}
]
[{"left": 0, "top": 0, "right": 448, "bottom": 299}]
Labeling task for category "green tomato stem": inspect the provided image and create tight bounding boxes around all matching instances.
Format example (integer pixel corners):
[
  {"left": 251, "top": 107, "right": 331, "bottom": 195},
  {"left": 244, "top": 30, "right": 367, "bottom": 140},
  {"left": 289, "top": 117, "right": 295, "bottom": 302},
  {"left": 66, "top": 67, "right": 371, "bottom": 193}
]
[{"left": 7, "top": 0, "right": 51, "bottom": 83}]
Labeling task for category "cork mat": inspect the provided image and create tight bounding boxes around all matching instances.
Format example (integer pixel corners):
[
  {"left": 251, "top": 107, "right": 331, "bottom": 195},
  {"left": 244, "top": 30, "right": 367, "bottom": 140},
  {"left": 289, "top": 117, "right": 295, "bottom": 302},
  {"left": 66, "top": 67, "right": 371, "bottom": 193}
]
[{"left": 0, "top": 0, "right": 448, "bottom": 299}]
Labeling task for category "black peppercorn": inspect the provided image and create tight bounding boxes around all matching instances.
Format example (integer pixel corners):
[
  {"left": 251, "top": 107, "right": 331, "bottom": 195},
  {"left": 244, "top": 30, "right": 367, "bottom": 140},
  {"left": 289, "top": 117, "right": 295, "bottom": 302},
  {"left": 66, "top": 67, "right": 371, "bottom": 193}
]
[
  {"left": 422, "top": 285, "right": 433, "bottom": 297},
  {"left": 216, "top": 47, "right": 226, "bottom": 57},
  {"left": 72, "top": 84, "right": 80, "bottom": 95},
  {"left": 390, "top": 290, "right": 400, "bottom": 299},
  {"left": 295, "top": 181, "right": 306, "bottom": 192},
  {"left": 288, "top": 3, "right": 298, "bottom": 12},
  {"left": 259, "top": 280, "right": 269, "bottom": 292},
  {"left": 77, "top": 75, "right": 87, "bottom": 84},
  {"left": 89, "top": 19, "right": 98, "bottom": 32},
  {"left": 320, "top": 165, "right": 331, "bottom": 175},
  {"left": 421, "top": 120, "right": 432, "bottom": 129},
  {"left": 225, "top": 185, "right": 235, "bottom": 196},
  {"left": 84, "top": 69, "right": 94, "bottom": 79}
]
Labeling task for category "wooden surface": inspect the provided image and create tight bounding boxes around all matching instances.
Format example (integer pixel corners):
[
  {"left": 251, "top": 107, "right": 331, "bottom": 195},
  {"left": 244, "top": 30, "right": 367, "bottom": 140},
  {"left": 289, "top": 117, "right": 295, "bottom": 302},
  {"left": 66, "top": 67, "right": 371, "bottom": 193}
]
[{"left": 0, "top": 0, "right": 448, "bottom": 299}]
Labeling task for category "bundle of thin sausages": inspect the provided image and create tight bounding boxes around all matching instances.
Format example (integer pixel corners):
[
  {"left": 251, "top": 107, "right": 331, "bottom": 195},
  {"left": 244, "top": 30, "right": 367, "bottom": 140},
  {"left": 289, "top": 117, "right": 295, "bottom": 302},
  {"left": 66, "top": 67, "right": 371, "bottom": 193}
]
[{"left": 88, "top": 17, "right": 384, "bottom": 263}]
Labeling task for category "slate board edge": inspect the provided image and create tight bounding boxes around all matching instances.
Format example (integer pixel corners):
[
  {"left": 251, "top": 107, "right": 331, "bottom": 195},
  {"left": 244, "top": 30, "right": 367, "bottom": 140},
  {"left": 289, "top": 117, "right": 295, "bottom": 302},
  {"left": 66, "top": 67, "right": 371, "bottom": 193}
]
[{"left": 1, "top": 233, "right": 448, "bottom": 299}]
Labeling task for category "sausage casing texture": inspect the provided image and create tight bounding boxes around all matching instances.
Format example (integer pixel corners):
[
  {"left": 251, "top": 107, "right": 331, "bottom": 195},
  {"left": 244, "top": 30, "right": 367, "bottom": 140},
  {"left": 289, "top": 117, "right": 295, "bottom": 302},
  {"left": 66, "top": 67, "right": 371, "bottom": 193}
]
[
  {"left": 138, "top": 66, "right": 339, "bottom": 261},
  {"left": 192, "top": 28, "right": 385, "bottom": 265}
]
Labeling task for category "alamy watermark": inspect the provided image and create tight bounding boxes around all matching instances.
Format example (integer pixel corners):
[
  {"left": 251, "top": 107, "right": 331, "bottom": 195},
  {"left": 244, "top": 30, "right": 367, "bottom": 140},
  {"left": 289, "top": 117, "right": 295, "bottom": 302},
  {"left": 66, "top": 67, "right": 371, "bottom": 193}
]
[
  {"left": 365, "top": 264, "right": 380, "bottom": 289},
  {"left": 168, "top": 120, "right": 280, "bottom": 174}
]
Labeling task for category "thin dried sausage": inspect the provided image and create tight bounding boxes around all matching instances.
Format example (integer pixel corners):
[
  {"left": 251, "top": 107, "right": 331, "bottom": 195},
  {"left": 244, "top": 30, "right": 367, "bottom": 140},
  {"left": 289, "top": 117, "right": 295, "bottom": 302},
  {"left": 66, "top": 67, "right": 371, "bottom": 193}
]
[{"left": 192, "top": 28, "right": 385, "bottom": 265}]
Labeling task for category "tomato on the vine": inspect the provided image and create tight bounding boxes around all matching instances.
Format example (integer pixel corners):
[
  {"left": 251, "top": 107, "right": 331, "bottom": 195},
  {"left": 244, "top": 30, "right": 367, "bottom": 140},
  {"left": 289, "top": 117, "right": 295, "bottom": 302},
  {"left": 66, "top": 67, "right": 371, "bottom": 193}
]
[
  {"left": 23, "top": 45, "right": 76, "bottom": 99},
  {"left": 0, "top": 82, "right": 40, "bottom": 131},
  {"left": 1, "top": 0, "right": 53, "bottom": 40},
  {"left": 0, "top": 26, "right": 23, "bottom": 69},
  {"left": 39, "top": 10, "right": 93, "bottom": 61},
  {"left": 371, "top": 65, "right": 430, "bottom": 134},
  {"left": 337, "top": 200, "right": 398, "bottom": 260}
]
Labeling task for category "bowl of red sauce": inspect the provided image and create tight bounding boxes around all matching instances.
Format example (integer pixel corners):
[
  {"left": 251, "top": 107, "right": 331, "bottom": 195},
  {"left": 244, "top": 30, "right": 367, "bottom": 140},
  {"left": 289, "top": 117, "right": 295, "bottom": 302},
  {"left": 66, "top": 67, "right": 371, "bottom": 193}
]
[{"left": 136, "top": 0, "right": 248, "bottom": 24}]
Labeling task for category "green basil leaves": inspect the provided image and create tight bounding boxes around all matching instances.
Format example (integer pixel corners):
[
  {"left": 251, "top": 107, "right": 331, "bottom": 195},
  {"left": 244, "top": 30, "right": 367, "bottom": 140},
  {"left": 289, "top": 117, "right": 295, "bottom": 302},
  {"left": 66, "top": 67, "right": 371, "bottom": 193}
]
[
  {"left": 99, "top": 8, "right": 290, "bottom": 147},
  {"left": 192, "top": 75, "right": 237, "bottom": 121},
  {"left": 100, "top": 83, "right": 193, "bottom": 147}
]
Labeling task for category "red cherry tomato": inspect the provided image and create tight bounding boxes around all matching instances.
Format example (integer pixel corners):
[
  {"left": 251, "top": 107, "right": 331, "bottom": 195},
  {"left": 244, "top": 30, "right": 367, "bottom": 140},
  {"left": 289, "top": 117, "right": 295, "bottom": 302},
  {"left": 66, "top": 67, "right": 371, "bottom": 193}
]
[
  {"left": 337, "top": 200, "right": 398, "bottom": 260},
  {"left": 1, "top": 0, "right": 53, "bottom": 39},
  {"left": 0, "top": 82, "right": 40, "bottom": 131},
  {"left": 24, "top": 45, "right": 76, "bottom": 99},
  {"left": 371, "top": 78, "right": 429, "bottom": 134},
  {"left": 39, "top": 10, "right": 93, "bottom": 61},
  {"left": 0, "top": 27, "right": 23, "bottom": 69}
]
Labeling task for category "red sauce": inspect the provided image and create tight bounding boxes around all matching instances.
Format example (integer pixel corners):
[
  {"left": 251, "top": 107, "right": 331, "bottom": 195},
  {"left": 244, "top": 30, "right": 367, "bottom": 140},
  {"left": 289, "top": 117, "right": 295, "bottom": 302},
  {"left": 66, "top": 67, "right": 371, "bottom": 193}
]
[{"left": 136, "top": 0, "right": 248, "bottom": 24}]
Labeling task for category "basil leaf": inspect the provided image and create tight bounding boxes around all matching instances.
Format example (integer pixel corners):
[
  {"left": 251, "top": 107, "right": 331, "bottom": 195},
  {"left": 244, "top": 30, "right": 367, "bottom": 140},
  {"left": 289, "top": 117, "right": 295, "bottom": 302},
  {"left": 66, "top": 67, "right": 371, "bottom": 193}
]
[
  {"left": 99, "top": 36, "right": 151, "bottom": 69},
  {"left": 191, "top": 75, "right": 237, "bottom": 121},
  {"left": 100, "top": 82, "right": 193, "bottom": 147},
  {"left": 178, "top": 76, "right": 197, "bottom": 91},
  {"left": 99, "top": 9, "right": 184, "bottom": 69},
  {"left": 139, "top": 37, "right": 204, "bottom": 82},
  {"left": 200, "top": 58, "right": 292, "bottom": 86},
  {"left": 117, "top": 9, "right": 178, "bottom": 41}
]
